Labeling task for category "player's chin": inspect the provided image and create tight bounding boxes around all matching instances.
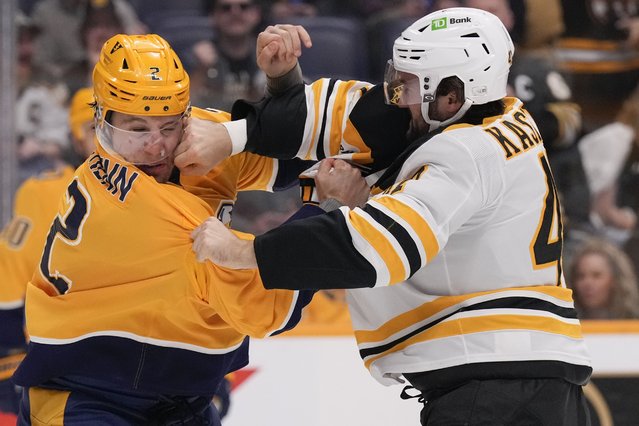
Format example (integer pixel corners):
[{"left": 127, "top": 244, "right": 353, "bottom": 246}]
[{"left": 139, "top": 161, "right": 172, "bottom": 183}]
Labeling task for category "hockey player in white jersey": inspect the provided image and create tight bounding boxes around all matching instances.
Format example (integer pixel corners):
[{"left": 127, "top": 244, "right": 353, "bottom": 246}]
[{"left": 192, "top": 8, "right": 592, "bottom": 425}]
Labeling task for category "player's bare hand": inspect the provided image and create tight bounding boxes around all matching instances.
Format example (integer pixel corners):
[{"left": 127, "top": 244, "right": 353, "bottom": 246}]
[
  {"left": 192, "top": 217, "right": 257, "bottom": 269},
  {"left": 316, "top": 159, "right": 370, "bottom": 209},
  {"left": 257, "top": 24, "right": 312, "bottom": 78},
  {"left": 175, "top": 116, "right": 232, "bottom": 176}
]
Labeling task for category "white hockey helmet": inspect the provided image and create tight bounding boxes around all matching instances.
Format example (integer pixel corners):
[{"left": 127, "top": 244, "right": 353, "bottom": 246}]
[{"left": 384, "top": 7, "right": 514, "bottom": 129}]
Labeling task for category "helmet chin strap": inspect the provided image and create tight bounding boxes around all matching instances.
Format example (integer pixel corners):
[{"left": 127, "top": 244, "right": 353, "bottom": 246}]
[{"left": 421, "top": 98, "right": 473, "bottom": 130}]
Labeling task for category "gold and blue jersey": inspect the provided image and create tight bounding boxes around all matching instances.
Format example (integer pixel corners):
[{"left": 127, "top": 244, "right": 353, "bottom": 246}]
[
  {"left": 0, "top": 167, "right": 75, "bottom": 352},
  {"left": 14, "top": 108, "right": 313, "bottom": 396}
]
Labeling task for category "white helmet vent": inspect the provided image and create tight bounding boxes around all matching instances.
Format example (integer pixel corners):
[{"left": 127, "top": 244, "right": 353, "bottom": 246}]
[{"left": 397, "top": 48, "right": 426, "bottom": 61}]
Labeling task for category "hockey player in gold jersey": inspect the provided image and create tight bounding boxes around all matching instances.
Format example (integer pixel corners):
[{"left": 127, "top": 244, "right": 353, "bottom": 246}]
[
  {"left": 12, "top": 34, "right": 321, "bottom": 425},
  {"left": 192, "top": 9, "right": 593, "bottom": 426},
  {"left": 0, "top": 88, "right": 94, "bottom": 418}
]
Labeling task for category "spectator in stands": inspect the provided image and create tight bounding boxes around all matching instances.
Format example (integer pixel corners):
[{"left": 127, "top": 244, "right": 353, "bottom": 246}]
[
  {"left": 30, "top": 0, "right": 143, "bottom": 83},
  {"left": 583, "top": 85, "right": 639, "bottom": 273},
  {"left": 14, "top": 11, "right": 69, "bottom": 186},
  {"left": 190, "top": 0, "right": 266, "bottom": 109},
  {"left": 615, "top": 88, "right": 639, "bottom": 273},
  {"left": 519, "top": 0, "right": 563, "bottom": 49},
  {"left": 267, "top": 0, "right": 399, "bottom": 19},
  {"left": 16, "top": 10, "right": 40, "bottom": 93},
  {"left": 65, "top": 0, "right": 125, "bottom": 95},
  {"left": 269, "top": 0, "right": 319, "bottom": 20},
  {"left": 568, "top": 238, "right": 639, "bottom": 319},
  {"left": 556, "top": 0, "right": 639, "bottom": 128}
]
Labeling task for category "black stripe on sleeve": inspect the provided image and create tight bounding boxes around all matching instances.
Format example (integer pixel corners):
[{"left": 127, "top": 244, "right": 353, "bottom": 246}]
[
  {"left": 359, "top": 296, "right": 578, "bottom": 359},
  {"left": 255, "top": 210, "right": 377, "bottom": 290},
  {"left": 315, "top": 79, "right": 337, "bottom": 161},
  {"left": 362, "top": 204, "right": 422, "bottom": 277}
]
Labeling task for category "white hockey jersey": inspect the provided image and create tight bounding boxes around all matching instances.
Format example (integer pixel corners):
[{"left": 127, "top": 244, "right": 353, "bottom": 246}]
[{"left": 253, "top": 96, "right": 592, "bottom": 388}]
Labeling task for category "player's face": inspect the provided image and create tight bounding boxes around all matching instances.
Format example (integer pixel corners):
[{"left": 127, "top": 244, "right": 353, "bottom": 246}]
[
  {"left": 428, "top": 93, "right": 459, "bottom": 122},
  {"left": 573, "top": 252, "right": 615, "bottom": 311},
  {"left": 213, "top": 0, "right": 260, "bottom": 37},
  {"left": 109, "top": 112, "right": 183, "bottom": 183},
  {"left": 384, "top": 62, "right": 463, "bottom": 139}
]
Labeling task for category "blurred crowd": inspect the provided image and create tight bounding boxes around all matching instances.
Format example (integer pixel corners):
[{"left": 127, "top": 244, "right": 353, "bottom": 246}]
[{"left": 9, "top": 0, "right": 639, "bottom": 323}]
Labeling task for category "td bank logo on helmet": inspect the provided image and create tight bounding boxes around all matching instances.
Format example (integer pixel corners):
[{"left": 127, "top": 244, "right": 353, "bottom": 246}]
[{"left": 432, "top": 16, "right": 471, "bottom": 30}]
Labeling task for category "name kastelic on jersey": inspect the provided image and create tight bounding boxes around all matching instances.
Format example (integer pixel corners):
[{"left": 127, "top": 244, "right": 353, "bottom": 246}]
[{"left": 484, "top": 109, "right": 543, "bottom": 160}]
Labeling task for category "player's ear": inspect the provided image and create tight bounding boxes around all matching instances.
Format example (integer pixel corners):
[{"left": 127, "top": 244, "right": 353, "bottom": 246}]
[
  {"left": 447, "top": 91, "right": 460, "bottom": 106},
  {"left": 445, "top": 92, "right": 463, "bottom": 113}
]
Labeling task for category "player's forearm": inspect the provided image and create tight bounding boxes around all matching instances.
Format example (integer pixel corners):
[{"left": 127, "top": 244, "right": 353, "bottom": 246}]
[
  {"left": 254, "top": 211, "right": 376, "bottom": 291},
  {"left": 231, "top": 84, "right": 308, "bottom": 159}
]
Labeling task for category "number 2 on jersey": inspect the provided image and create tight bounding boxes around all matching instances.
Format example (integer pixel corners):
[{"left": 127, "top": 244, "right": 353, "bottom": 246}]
[
  {"left": 40, "top": 179, "right": 91, "bottom": 295},
  {"left": 530, "top": 153, "right": 563, "bottom": 285}
]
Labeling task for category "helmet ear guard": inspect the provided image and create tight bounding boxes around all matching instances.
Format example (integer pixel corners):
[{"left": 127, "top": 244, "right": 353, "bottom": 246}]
[{"left": 386, "top": 7, "right": 514, "bottom": 129}]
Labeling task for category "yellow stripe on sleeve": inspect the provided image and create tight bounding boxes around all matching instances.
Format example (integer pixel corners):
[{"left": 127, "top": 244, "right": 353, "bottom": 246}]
[
  {"left": 374, "top": 196, "right": 439, "bottom": 262},
  {"left": 348, "top": 209, "right": 406, "bottom": 285},
  {"left": 330, "top": 81, "right": 358, "bottom": 156},
  {"left": 343, "top": 119, "right": 372, "bottom": 164}
]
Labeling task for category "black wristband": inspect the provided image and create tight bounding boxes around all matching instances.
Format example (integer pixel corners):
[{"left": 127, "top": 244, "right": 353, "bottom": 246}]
[
  {"left": 319, "top": 198, "right": 344, "bottom": 212},
  {"left": 266, "top": 63, "right": 303, "bottom": 96}
]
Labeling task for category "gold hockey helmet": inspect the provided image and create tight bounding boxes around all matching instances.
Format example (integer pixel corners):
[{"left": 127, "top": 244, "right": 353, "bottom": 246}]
[{"left": 93, "top": 34, "right": 190, "bottom": 122}]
